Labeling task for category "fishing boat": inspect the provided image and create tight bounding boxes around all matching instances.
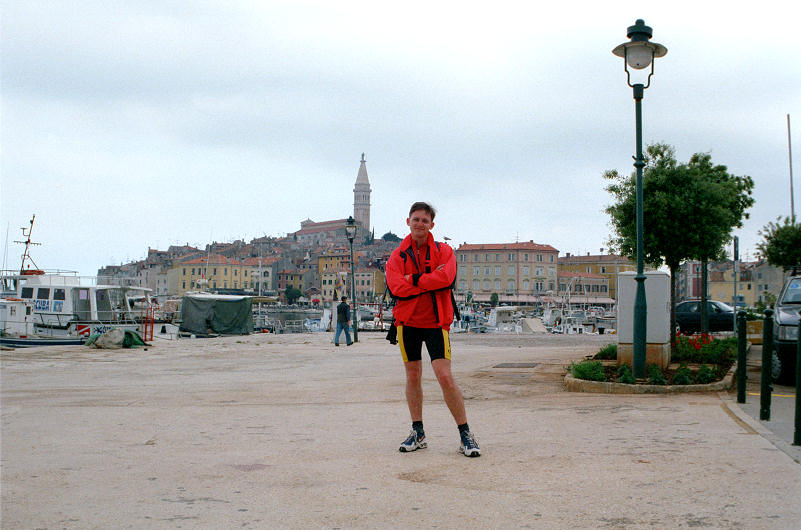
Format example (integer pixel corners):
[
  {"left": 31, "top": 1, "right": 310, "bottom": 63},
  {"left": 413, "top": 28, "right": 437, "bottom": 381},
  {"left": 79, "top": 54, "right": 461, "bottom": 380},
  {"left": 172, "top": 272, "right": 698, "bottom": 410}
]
[{"left": 1, "top": 216, "right": 153, "bottom": 347}]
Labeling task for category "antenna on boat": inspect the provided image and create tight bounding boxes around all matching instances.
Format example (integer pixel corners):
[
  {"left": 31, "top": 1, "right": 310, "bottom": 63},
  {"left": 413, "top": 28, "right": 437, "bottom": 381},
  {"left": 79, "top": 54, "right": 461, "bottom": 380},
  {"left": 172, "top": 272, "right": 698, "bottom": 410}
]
[{"left": 14, "top": 214, "right": 42, "bottom": 274}]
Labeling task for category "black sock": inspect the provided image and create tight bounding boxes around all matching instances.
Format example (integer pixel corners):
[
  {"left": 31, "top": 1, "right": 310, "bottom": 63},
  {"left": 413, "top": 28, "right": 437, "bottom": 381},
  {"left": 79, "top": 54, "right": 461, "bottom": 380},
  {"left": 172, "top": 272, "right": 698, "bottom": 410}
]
[
  {"left": 412, "top": 421, "right": 424, "bottom": 435},
  {"left": 458, "top": 423, "right": 470, "bottom": 435}
]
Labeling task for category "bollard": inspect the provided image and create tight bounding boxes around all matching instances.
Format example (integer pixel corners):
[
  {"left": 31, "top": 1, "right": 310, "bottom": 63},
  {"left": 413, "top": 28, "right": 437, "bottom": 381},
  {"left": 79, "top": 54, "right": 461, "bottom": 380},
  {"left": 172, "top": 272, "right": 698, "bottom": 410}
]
[
  {"left": 760, "top": 309, "right": 774, "bottom": 421},
  {"left": 737, "top": 311, "right": 747, "bottom": 404},
  {"left": 795, "top": 320, "right": 801, "bottom": 446}
]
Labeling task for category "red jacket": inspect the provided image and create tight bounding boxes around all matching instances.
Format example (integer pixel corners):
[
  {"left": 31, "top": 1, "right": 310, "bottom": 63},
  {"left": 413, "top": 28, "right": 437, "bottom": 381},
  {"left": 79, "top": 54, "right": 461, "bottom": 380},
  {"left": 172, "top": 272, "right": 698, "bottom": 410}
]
[{"left": 385, "top": 233, "right": 456, "bottom": 330}]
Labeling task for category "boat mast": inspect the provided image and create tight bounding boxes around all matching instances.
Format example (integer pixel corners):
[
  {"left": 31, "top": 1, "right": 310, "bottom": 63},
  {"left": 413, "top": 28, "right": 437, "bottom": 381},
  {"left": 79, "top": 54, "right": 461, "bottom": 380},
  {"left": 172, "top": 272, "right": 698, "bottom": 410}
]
[{"left": 14, "top": 214, "right": 42, "bottom": 274}]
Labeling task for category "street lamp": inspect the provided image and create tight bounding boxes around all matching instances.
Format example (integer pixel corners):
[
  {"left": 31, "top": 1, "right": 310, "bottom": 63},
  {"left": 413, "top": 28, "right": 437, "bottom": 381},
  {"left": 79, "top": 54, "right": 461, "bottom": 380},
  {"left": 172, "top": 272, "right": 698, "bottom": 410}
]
[
  {"left": 345, "top": 216, "right": 359, "bottom": 342},
  {"left": 613, "top": 19, "right": 667, "bottom": 378}
]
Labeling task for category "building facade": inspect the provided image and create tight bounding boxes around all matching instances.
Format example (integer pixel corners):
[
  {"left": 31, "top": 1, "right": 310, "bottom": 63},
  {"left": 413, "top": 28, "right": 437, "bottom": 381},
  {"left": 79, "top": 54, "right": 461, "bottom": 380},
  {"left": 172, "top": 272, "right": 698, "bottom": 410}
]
[
  {"left": 455, "top": 241, "right": 559, "bottom": 304},
  {"left": 557, "top": 253, "right": 636, "bottom": 301}
]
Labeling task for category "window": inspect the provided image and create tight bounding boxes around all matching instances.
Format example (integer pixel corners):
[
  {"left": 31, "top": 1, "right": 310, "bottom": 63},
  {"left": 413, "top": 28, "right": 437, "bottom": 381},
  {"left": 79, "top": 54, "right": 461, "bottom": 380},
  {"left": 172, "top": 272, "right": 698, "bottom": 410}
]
[
  {"left": 21, "top": 287, "right": 33, "bottom": 299},
  {"left": 182, "top": 268, "right": 186, "bottom": 275},
  {"left": 473, "top": 280, "right": 480, "bottom": 290},
  {"left": 550, "top": 255, "right": 555, "bottom": 262},
  {"left": 494, "top": 280, "right": 501, "bottom": 289},
  {"left": 536, "top": 267, "right": 543, "bottom": 276},
  {"left": 495, "top": 266, "right": 501, "bottom": 275},
  {"left": 524, "top": 254, "right": 529, "bottom": 261},
  {"left": 54, "top": 288, "right": 66, "bottom": 301},
  {"left": 37, "top": 288, "right": 50, "bottom": 300},
  {"left": 224, "top": 268, "right": 227, "bottom": 275},
  {"left": 523, "top": 266, "right": 529, "bottom": 275},
  {"left": 460, "top": 280, "right": 467, "bottom": 290},
  {"left": 460, "top": 254, "right": 466, "bottom": 262},
  {"left": 536, "top": 254, "right": 542, "bottom": 262},
  {"left": 473, "top": 266, "right": 479, "bottom": 275},
  {"left": 549, "top": 267, "right": 556, "bottom": 277},
  {"left": 483, "top": 280, "right": 490, "bottom": 290},
  {"left": 601, "top": 266, "right": 607, "bottom": 273},
  {"left": 523, "top": 280, "right": 529, "bottom": 290},
  {"left": 182, "top": 281, "right": 186, "bottom": 289},
  {"left": 234, "top": 269, "right": 238, "bottom": 276},
  {"left": 485, "top": 254, "right": 489, "bottom": 262},
  {"left": 496, "top": 254, "right": 500, "bottom": 261},
  {"left": 509, "top": 253, "right": 514, "bottom": 261},
  {"left": 507, "top": 280, "right": 515, "bottom": 291},
  {"left": 213, "top": 268, "right": 217, "bottom": 275},
  {"left": 586, "top": 267, "right": 591, "bottom": 274},
  {"left": 474, "top": 255, "right": 479, "bottom": 262},
  {"left": 508, "top": 265, "right": 514, "bottom": 274},
  {"left": 191, "top": 268, "right": 195, "bottom": 275},
  {"left": 601, "top": 285, "right": 607, "bottom": 292},
  {"left": 484, "top": 267, "right": 490, "bottom": 275}
]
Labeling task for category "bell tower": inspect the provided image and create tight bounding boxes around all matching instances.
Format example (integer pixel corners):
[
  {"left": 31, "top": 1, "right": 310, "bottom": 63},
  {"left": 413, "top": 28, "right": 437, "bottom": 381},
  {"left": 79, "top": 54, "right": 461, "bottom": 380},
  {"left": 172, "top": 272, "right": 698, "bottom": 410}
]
[{"left": 353, "top": 153, "right": 371, "bottom": 235}]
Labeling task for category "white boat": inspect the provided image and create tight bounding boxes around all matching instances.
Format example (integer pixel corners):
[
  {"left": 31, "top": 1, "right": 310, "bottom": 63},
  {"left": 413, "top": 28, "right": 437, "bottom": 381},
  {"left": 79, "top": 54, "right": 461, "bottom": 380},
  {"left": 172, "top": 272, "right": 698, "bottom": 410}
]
[{"left": 1, "top": 270, "right": 152, "bottom": 346}]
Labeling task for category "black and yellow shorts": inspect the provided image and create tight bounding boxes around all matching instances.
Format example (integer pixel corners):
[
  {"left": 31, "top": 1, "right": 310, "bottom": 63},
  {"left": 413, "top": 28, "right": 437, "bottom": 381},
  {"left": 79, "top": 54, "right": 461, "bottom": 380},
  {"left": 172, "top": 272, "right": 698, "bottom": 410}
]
[{"left": 397, "top": 325, "right": 451, "bottom": 363}]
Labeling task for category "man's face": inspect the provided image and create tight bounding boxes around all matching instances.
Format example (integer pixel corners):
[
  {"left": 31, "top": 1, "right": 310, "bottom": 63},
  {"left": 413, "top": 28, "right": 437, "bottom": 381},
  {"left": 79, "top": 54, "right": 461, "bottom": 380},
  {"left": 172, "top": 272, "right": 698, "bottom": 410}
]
[{"left": 406, "top": 209, "right": 434, "bottom": 241}]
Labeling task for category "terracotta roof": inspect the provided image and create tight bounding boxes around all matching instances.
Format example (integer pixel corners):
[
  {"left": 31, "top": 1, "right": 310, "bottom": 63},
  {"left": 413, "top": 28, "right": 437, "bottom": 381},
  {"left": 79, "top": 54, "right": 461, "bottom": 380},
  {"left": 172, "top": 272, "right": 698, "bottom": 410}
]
[
  {"left": 295, "top": 219, "right": 349, "bottom": 235},
  {"left": 456, "top": 242, "right": 558, "bottom": 252},
  {"left": 242, "top": 256, "right": 280, "bottom": 266}
]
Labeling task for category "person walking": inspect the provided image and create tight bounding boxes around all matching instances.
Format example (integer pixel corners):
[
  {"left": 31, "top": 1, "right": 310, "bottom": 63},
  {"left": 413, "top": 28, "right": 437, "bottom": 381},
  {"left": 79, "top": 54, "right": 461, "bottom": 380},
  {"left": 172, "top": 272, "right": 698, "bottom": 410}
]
[
  {"left": 385, "top": 201, "right": 480, "bottom": 457},
  {"left": 334, "top": 296, "right": 353, "bottom": 346}
]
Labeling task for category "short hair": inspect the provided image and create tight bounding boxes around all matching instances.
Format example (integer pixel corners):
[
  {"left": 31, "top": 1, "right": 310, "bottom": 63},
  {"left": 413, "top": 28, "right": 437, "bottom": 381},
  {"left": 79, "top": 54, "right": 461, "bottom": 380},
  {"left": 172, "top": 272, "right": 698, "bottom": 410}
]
[
  {"left": 408, "top": 201, "right": 436, "bottom": 221},
  {"left": 341, "top": 296, "right": 347, "bottom": 302}
]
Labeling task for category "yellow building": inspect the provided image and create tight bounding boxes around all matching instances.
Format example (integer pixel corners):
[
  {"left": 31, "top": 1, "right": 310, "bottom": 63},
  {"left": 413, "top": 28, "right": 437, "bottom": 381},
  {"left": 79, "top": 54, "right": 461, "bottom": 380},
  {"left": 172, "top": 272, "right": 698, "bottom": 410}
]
[
  {"left": 558, "top": 254, "right": 636, "bottom": 301},
  {"left": 317, "top": 250, "right": 352, "bottom": 276},
  {"left": 171, "top": 254, "right": 245, "bottom": 295},
  {"left": 708, "top": 266, "right": 757, "bottom": 307}
]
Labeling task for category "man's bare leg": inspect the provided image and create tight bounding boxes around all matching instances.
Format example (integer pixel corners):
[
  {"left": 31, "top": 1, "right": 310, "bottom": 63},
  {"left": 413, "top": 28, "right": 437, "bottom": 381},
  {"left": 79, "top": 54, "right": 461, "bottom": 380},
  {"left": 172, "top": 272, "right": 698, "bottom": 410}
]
[
  {"left": 404, "top": 360, "right": 423, "bottom": 421},
  {"left": 431, "top": 358, "right": 467, "bottom": 425}
]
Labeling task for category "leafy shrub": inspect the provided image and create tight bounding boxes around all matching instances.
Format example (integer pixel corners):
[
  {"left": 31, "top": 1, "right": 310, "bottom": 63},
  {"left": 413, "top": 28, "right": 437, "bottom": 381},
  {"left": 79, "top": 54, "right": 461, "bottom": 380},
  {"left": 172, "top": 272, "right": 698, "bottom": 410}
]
[
  {"left": 695, "top": 365, "right": 714, "bottom": 384},
  {"left": 616, "top": 364, "right": 636, "bottom": 384},
  {"left": 672, "top": 364, "right": 693, "bottom": 385},
  {"left": 673, "top": 334, "right": 736, "bottom": 367},
  {"left": 647, "top": 364, "right": 667, "bottom": 385},
  {"left": 595, "top": 343, "right": 617, "bottom": 360},
  {"left": 570, "top": 360, "right": 607, "bottom": 382}
]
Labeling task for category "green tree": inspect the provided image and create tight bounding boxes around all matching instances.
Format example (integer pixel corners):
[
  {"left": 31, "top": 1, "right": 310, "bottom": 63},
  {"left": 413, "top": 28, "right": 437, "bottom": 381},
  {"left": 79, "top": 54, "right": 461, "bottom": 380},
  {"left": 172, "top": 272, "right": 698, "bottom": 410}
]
[
  {"left": 381, "top": 232, "right": 402, "bottom": 242},
  {"left": 605, "top": 144, "right": 754, "bottom": 346},
  {"left": 490, "top": 292, "right": 499, "bottom": 307},
  {"left": 285, "top": 286, "right": 303, "bottom": 305},
  {"left": 757, "top": 216, "right": 801, "bottom": 269}
]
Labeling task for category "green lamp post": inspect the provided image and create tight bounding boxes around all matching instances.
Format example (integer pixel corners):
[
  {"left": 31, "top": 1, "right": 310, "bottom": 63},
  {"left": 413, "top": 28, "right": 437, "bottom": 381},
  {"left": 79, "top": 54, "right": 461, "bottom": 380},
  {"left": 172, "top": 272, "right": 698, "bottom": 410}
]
[
  {"left": 613, "top": 19, "right": 667, "bottom": 378},
  {"left": 345, "top": 216, "right": 359, "bottom": 342}
]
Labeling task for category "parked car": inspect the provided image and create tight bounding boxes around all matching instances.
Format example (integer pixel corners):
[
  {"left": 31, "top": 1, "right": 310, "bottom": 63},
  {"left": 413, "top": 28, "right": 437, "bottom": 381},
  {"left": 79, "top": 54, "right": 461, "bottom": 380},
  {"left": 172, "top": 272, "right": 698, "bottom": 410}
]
[
  {"left": 772, "top": 274, "right": 800, "bottom": 386},
  {"left": 675, "top": 299, "right": 735, "bottom": 334}
]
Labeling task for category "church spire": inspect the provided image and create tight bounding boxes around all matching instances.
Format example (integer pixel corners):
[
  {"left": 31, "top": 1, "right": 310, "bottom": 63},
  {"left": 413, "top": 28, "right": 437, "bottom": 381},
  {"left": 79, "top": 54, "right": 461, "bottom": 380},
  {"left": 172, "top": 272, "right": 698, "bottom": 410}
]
[{"left": 353, "top": 153, "right": 371, "bottom": 235}]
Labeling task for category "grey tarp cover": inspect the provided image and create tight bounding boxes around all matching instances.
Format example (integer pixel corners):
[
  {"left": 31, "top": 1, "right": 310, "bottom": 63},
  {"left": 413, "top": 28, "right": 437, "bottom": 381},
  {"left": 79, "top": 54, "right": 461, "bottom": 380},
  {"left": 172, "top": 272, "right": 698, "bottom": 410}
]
[{"left": 179, "top": 294, "right": 253, "bottom": 335}]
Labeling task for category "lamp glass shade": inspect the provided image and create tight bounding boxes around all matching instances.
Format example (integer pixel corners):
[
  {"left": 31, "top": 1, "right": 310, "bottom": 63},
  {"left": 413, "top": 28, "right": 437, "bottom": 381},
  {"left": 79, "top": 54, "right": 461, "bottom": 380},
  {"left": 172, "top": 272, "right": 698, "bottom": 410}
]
[
  {"left": 626, "top": 44, "right": 653, "bottom": 69},
  {"left": 345, "top": 218, "right": 357, "bottom": 239}
]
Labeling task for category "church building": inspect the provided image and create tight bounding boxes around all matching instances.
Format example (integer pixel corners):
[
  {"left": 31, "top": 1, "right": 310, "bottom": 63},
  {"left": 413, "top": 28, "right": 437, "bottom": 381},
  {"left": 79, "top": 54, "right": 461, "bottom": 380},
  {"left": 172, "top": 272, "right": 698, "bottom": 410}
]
[{"left": 289, "top": 154, "right": 372, "bottom": 244}]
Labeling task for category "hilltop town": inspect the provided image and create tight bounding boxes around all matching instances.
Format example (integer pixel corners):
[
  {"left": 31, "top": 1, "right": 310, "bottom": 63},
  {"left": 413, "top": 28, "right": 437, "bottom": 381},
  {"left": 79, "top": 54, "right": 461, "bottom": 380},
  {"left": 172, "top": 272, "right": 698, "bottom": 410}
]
[{"left": 97, "top": 156, "right": 786, "bottom": 309}]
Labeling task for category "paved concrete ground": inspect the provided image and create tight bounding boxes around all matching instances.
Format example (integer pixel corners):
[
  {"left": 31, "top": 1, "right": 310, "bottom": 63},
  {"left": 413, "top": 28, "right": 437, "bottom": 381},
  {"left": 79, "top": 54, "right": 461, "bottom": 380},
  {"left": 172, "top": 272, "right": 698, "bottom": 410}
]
[
  {"left": 726, "top": 344, "right": 801, "bottom": 463},
  {"left": 3, "top": 332, "right": 801, "bottom": 528}
]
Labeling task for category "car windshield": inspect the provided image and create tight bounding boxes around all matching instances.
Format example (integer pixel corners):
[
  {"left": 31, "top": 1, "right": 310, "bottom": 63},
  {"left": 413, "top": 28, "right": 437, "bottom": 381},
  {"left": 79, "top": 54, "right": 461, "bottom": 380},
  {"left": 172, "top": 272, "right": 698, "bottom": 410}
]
[
  {"left": 713, "top": 301, "right": 734, "bottom": 311},
  {"left": 780, "top": 278, "right": 801, "bottom": 304}
]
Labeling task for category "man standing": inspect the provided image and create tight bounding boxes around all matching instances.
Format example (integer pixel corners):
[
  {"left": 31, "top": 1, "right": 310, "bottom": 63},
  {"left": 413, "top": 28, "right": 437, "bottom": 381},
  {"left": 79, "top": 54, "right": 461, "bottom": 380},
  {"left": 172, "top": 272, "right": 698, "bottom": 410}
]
[
  {"left": 385, "top": 202, "right": 480, "bottom": 457},
  {"left": 334, "top": 296, "right": 353, "bottom": 346}
]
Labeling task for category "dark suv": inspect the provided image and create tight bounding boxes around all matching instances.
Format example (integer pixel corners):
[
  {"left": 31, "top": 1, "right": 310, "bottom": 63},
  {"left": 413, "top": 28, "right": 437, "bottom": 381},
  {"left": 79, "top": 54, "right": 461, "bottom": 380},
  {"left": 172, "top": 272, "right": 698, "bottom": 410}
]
[
  {"left": 772, "top": 275, "right": 800, "bottom": 386},
  {"left": 675, "top": 299, "right": 735, "bottom": 334}
]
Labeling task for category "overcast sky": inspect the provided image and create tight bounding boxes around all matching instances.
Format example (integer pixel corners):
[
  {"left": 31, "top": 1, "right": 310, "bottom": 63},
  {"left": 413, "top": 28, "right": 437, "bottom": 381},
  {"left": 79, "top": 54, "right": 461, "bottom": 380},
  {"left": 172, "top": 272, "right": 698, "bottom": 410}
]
[{"left": 2, "top": 1, "right": 799, "bottom": 276}]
